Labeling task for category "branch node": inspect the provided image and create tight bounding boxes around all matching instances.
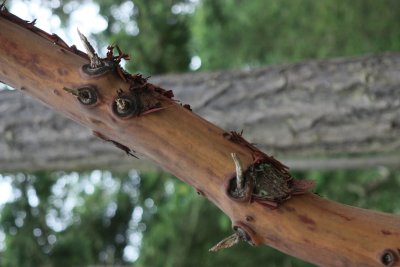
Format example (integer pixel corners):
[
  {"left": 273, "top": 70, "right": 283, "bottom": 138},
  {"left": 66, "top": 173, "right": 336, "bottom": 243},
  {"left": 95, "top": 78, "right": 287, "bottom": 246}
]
[
  {"left": 63, "top": 86, "right": 98, "bottom": 106},
  {"left": 380, "top": 249, "right": 397, "bottom": 266},
  {"left": 112, "top": 95, "right": 139, "bottom": 117}
]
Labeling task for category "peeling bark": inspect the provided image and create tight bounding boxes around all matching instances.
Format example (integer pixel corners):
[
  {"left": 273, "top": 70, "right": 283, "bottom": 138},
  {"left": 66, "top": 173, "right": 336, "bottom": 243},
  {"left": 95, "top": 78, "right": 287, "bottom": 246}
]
[{"left": 1, "top": 10, "right": 400, "bottom": 267}]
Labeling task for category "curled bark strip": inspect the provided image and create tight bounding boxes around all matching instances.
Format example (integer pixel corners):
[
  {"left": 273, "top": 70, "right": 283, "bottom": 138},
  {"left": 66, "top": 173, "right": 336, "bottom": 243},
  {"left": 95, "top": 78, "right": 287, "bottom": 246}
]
[{"left": 92, "top": 131, "right": 137, "bottom": 158}]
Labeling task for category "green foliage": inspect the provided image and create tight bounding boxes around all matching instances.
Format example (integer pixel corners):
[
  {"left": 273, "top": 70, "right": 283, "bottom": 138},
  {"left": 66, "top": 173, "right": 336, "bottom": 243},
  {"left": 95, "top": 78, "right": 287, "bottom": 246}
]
[
  {"left": 53, "top": 0, "right": 192, "bottom": 75},
  {"left": 192, "top": 0, "right": 400, "bottom": 70},
  {"left": 0, "top": 171, "right": 139, "bottom": 266},
  {"left": 51, "top": 0, "right": 400, "bottom": 74},
  {"left": 1, "top": 169, "right": 398, "bottom": 266},
  {"left": 100, "top": 0, "right": 191, "bottom": 75},
  {"left": 294, "top": 167, "right": 400, "bottom": 213}
]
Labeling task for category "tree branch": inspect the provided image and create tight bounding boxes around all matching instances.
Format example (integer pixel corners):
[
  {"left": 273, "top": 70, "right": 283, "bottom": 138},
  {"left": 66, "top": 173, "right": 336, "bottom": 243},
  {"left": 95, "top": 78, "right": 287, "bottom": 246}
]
[{"left": 0, "top": 10, "right": 399, "bottom": 267}]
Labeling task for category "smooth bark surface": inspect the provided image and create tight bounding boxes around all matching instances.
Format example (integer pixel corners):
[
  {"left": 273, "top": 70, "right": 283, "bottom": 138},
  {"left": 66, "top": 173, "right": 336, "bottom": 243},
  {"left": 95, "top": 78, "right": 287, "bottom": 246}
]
[
  {"left": 1, "top": 12, "right": 400, "bottom": 267},
  {"left": 1, "top": 53, "right": 400, "bottom": 171}
]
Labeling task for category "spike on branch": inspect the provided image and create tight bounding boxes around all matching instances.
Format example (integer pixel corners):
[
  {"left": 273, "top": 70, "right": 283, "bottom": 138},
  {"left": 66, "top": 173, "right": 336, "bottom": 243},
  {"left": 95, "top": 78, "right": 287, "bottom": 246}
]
[
  {"left": 231, "top": 153, "right": 244, "bottom": 190},
  {"left": 0, "top": 0, "right": 6, "bottom": 10},
  {"left": 77, "top": 28, "right": 103, "bottom": 69},
  {"left": 209, "top": 233, "right": 240, "bottom": 252},
  {"left": 63, "top": 86, "right": 79, "bottom": 96}
]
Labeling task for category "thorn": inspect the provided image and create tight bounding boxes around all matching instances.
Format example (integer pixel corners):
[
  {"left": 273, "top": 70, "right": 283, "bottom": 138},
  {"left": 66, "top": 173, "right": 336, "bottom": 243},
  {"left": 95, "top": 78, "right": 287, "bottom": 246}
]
[
  {"left": 231, "top": 153, "right": 244, "bottom": 190},
  {"left": 116, "top": 44, "right": 122, "bottom": 55},
  {"left": 77, "top": 28, "right": 103, "bottom": 69},
  {"left": 63, "top": 87, "right": 79, "bottom": 96},
  {"left": 116, "top": 98, "right": 128, "bottom": 111},
  {"left": 0, "top": 0, "right": 7, "bottom": 10},
  {"left": 209, "top": 233, "right": 240, "bottom": 252},
  {"left": 28, "top": 18, "right": 37, "bottom": 25}
]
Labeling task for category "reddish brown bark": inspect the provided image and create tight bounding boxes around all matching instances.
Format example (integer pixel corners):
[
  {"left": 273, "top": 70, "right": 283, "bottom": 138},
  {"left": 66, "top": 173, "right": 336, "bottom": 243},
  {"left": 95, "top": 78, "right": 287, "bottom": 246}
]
[{"left": 0, "top": 9, "right": 399, "bottom": 267}]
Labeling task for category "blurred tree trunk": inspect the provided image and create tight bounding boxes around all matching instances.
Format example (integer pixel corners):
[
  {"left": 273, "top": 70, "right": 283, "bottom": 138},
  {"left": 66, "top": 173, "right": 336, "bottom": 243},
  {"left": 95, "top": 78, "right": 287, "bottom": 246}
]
[{"left": 1, "top": 53, "right": 400, "bottom": 171}]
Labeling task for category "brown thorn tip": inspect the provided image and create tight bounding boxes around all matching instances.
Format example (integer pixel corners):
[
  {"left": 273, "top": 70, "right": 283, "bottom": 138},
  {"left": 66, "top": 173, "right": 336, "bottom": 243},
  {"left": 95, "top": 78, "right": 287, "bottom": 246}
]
[
  {"left": 0, "top": 0, "right": 7, "bottom": 10},
  {"left": 209, "top": 233, "right": 240, "bottom": 252},
  {"left": 63, "top": 87, "right": 79, "bottom": 96},
  {"left": 116, "top": 98, "right": 127, "bottom": 110},
  {"left": 77, "top": 28, "right": 103, "bottom": 69}
]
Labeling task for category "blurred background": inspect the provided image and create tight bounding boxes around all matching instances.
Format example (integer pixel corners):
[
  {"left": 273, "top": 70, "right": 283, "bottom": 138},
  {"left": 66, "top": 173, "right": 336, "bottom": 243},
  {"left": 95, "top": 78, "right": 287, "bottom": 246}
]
[{"left": 1, "top": 0, "right": 400, "bottom": 266}]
